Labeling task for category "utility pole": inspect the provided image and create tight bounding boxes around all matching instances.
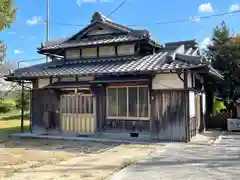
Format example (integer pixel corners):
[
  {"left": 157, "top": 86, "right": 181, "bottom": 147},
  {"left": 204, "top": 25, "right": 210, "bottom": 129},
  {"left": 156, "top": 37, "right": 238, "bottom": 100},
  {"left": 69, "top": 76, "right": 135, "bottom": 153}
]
[{"left": 45, "top": 0, "right": 50, "bottom": 62}]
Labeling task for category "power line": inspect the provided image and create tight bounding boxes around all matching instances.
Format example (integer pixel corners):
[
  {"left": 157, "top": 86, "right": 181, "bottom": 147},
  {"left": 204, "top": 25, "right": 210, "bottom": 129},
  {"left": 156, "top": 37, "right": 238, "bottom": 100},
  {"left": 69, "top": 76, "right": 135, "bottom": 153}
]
[
  {"left": 106, "top": 0, "right": 129, "bottom": 18},
  {"left": 130, "top": 10, "right": 240, "bottom": 27},
  {"left": 16, "top": 58, "right": 45, "bottom": 68},
  {"left": 44, "top": 9, "right": 240, "bottom": 27}
]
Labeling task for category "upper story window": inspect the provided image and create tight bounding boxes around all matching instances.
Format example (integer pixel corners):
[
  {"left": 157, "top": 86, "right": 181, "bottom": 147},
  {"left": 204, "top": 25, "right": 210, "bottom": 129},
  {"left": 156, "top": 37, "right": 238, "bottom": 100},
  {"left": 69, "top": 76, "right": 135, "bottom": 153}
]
[
  {"left": 82, "top": 47, "right": 97, "bottom": 58},
  {"left": 99, "top": 46, "right": 115, "bottom": 57},
  {"left": 117, "top": 44, "right": 135, "bottom": 56},
  {"left": 65, "top": 49, "right": 80, "bottom": 59}
]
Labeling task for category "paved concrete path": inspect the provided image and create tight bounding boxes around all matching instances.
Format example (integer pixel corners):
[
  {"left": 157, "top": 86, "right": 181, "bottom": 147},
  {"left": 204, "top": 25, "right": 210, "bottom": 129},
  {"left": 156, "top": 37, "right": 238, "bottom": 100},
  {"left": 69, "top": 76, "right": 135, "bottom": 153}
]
[{"left": 111, "top": 134, "right": 240, "bottom": 180}]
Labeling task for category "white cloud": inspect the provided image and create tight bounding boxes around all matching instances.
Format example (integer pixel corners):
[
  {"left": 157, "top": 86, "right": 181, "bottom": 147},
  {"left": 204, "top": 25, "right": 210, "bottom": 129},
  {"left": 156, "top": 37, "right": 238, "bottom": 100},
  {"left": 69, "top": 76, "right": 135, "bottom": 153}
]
[
  {"left": 76, "top": 0, "right": 113, "bottom": 6},
  {"left": 14, "top": 49, "right": 24, "bottom": 55},
  {"left": 229, "top": 4, "right": 240, "bottom": 12},
  {"left": 200, "top": 37, "right": 212, "bottom": 49},
  {"left": 189, "top": 16, "right": 201, "bottom": 22},
  {"left": 76, "top": 0, "right": 96, "bottom": 6},
  {"left": 100, "top": 0, "right": 113, "bottom": 2},
  {"left": 26, "top": 16, "right": 42, "bottom": 25},
  {"left": 199, "top": 3, "right": 214, "bottom": 13}
]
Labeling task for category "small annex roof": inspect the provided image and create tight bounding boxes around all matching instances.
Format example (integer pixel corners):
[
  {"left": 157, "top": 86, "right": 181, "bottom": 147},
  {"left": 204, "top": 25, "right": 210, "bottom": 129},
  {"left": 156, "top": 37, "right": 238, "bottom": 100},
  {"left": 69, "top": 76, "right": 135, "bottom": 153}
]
[
  {"left": 38, "top": 12, "right": 161, "bottom": 52},
  {"left": 6, "top": 40, "right": 223, "bottom": 80}
]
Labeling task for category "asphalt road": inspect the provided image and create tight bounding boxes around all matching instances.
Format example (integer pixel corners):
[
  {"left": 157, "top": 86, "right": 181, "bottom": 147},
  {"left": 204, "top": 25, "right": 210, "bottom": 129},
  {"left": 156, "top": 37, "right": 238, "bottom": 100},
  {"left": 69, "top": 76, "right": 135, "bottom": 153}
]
[{"left": 111, "top": 134, "right": 240, "bottom": 180}]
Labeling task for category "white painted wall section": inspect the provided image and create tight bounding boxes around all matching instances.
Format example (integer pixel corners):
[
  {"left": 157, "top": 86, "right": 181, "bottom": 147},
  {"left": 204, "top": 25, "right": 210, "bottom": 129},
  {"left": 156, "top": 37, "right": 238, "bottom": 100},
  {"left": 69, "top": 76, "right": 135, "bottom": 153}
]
[
  {"left": 202, "top": 93, "right": 206, "bottom": 114},
  {"left": 117, "top": 44, "right": 135, "bottom": 56},
  {"left": 152, "top": 73, "right": 184, "bottom": 89},
  {"left": 189, "top": 91, "right": 196, "bottom": 118},
  {"left": 38, "top": 78, "right": 50, "bottom": 88},
  {"left": 65, "top": 49, "right": 80, "bottom": 59},
  {"left": 188, "top": 73, "right": 193, "bottom": 88},
  {"left": 99, "top": 46, "right": 115, "bottom": 57},
  {"left": 60, "top": 77, "right": 76, "bottom": 82}
]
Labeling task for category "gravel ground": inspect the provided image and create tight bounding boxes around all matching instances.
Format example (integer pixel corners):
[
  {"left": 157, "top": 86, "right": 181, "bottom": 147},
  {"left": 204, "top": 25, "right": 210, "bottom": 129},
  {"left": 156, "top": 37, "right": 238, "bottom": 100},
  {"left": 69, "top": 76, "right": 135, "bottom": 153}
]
[
  {"left": 0, "top": 137, "right": 162, "bottom": 180},
  {"left": 111, "top": 134, "right": 240, "bottom": 180}
]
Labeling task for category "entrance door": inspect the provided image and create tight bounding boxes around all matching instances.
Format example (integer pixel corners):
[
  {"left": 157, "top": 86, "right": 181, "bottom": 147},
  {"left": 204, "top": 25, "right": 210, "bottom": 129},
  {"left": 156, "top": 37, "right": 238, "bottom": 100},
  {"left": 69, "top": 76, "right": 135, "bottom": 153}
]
[{"left": 60, "top": 94, "right": 96, "bottom": 134}]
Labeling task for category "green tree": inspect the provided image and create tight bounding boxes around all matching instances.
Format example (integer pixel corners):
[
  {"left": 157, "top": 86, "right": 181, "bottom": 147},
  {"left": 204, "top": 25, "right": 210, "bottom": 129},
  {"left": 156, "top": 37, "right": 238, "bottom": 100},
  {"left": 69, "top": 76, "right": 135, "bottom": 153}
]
[
  {"left": 15, "top": 89, "right": 30, "bottom": 111},
  {"left": 0, "top": 0, "right": 17, "bottom": 64},
  {"left": 0, "top": 40, "right": 6, "bottom": 63},
  {"left": 0, "top": 0, "right": 17, "bottom": 30},
  {"left": 205, "top": 21, "right": 240, "bottom": 100}
]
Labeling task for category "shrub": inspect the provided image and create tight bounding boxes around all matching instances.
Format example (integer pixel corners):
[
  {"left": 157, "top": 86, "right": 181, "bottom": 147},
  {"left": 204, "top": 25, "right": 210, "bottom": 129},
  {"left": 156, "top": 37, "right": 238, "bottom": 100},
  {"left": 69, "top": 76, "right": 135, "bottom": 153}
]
[
  {"left": 0, "top": 99, "right": 15, "bottom": 113},
  {"left": 15, "top": 90, "right": 30, "bottom": 111}
]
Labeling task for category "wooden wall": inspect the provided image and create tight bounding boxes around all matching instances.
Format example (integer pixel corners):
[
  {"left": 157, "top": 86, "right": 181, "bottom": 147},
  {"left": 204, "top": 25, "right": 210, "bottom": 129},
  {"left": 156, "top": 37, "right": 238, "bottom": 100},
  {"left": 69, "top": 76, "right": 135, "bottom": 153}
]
[
  {"left": 30, "top": 85, "right": 196, "bottom": 142},
  {"left": 94, "top": 84, "right": 150, "bottom": 134},
  {"left": 31, "top": 89, "right": 60, "bottom": 133},
  {"left": 151, "top": 90, "right": 188, "bottom": 141},
  {"left": 93, "top": 85, "right": 106, "bottom": 133}
]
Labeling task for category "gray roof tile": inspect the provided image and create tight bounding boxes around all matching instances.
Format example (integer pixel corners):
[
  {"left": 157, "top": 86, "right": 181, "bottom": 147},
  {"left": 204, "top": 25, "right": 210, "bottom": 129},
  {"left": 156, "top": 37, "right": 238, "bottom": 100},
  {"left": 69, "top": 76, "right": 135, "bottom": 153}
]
[
  {"left": 11, "top": 47, "right": 204, "bottom": 78},
  {"left": 40, "top": 35, "right": 147, "bottom": 51},
  {"left": 39, "top": 12, "right": 161, "bottom": 51}
]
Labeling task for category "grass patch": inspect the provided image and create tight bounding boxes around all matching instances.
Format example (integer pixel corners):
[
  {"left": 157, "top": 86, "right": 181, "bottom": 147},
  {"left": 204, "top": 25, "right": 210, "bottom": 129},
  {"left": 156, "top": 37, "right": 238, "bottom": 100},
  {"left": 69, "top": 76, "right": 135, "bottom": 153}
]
[
  {"left": 0, "top": 123, "right": 30, "bottom": 134},
  {"left": 0, "top": 113, "right": 30, "bottom": 121},
  {"left": 0, "top": 111, "right": 30, "bottom": 134}
]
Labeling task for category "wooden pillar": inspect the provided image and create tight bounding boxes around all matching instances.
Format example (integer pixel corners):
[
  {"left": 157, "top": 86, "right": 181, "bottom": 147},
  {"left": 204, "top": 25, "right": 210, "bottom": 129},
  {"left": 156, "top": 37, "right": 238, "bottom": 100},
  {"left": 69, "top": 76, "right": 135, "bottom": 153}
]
[
  {"left": 199, "top": 94, "right": 204, "bottom": 132},
  {"left": 21, "top": 81, "right": 24, "bottom": 133},
  {"left": 184, "top": 70, "right": 190, "bottom": 142},
  {"left": 29, "top": 89, "right": 32, "bottom": 133}
]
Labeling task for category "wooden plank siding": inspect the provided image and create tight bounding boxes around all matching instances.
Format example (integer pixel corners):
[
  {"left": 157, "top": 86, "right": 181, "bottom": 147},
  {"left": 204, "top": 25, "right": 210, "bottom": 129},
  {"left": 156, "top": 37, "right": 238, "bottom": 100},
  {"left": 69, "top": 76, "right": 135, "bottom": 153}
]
[
  {"left": 31, "top": 89, "right": 60, "bottom": 133},
  {"left": 94, "top": 85, "right": 150, "bottom": 134},
  {"left": 30, "top": 84, "right": 203, "bottom": 142},
  {"left": 92, "top": 85, "right": 106, "bottom": 133},
  {"left": 151, "top": 90, "right": 188, "bottom": 141}
]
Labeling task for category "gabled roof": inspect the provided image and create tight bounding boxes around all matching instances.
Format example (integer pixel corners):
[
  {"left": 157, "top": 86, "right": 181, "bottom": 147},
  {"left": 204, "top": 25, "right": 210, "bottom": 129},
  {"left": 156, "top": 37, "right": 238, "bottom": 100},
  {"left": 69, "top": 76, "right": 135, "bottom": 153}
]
[
  {"left": 40, "top": 34, "right": 149, "bottom": 51},
  {"left": 38, "top": 12, "right": 161, "bottom": 52},
  {"left": 6, "top": 40, "right": 222, "bottom": 79}
]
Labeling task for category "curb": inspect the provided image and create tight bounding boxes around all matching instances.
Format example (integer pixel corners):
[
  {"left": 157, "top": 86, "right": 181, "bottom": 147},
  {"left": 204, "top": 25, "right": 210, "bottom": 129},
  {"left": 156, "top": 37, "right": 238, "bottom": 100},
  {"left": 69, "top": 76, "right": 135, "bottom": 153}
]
[{"left": 10, "top": 133, "right": 166, "bottom": 145}]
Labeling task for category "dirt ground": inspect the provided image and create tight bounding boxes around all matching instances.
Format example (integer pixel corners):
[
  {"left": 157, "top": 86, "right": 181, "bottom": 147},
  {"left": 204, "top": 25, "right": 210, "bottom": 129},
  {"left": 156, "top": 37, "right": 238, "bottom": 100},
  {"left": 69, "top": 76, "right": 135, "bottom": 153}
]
[{"left": 0, "top": 136, "right": 163, "bottom": 180}]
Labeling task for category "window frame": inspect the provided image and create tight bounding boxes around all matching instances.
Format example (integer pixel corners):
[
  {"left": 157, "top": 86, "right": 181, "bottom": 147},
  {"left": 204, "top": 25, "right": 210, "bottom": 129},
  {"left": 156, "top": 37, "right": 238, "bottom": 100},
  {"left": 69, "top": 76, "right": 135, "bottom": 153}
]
[
  {"left": 65, "top": 48, "right": 80, "bottom": 60},
  {"left": 106, "top": 85, "right": 150, "bottom": 121},
  {"left": 117, "top": 44, "right": 135, "bottom": 56},
  {"left": 81, "top": 47, "right": 97, "bottom": 58},
  {"left": 98, "top": 45, "right": 116, "bottom": 57}
]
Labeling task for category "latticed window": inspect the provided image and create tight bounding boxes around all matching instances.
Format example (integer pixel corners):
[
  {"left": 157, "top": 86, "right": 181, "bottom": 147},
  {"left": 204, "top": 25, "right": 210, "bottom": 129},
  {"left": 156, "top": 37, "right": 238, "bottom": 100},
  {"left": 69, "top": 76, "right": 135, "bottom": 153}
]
[{"left": 106, "top": 86, "right": 149, "bottom": 120}]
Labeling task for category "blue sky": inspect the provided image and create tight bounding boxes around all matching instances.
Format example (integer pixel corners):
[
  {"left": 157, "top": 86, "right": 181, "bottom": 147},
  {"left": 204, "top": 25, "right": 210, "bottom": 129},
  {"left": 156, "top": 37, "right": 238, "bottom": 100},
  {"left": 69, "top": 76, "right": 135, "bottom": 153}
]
[{"left": 0, "top": 0, "right": 240, "bottom": 67}]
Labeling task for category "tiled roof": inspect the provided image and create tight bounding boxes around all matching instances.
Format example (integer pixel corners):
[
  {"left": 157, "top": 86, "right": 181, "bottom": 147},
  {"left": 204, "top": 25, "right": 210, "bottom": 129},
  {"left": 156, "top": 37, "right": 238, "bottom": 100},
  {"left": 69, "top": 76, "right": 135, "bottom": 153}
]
[
  {"left": 39, "top": 12, "right": 160, "bottom": 52},
  {"left": 9, "top": 44, "right": 206, "bottom": 78},
  {"left": 40, "top": 34, "right": 148, "bottom": 51}
]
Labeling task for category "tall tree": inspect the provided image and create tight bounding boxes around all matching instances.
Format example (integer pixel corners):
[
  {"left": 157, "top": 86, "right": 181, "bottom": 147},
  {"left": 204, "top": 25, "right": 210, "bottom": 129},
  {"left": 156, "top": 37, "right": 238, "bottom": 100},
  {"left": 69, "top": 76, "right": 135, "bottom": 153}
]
[
  {"left": 0, "top": 0, "right": 16, "bottom": 64},
  {"left": 0, "top": 40, "right": 6, "bottom": 63},
  {"left": 205, "top": 21, "right": 240, "bottom": 100},
  {"left": 0, "top": 0, "right": 16, "bottom": 30}
]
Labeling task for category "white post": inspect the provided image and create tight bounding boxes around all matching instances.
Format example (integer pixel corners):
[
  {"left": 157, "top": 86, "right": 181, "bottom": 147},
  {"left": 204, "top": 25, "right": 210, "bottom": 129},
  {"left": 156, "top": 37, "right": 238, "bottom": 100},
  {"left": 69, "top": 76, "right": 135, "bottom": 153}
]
[{"left": 45, "top": 0, "right": 50, "bottom": 62}]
